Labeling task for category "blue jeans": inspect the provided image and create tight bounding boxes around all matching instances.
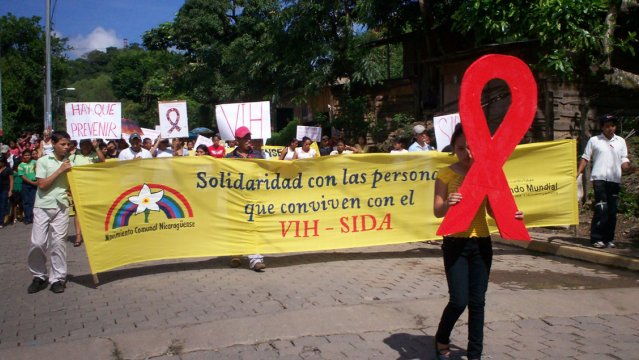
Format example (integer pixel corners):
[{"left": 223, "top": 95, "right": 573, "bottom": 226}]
[
  {"left": 590, "top": 180, "right": 620, "bottom": 245},
  {"left": 436, "top": 237, "right": 492, "bottom": 359},
  {"left": 0, "top": 190, "right": 8, "bottom": 225},
  {"left": 21, "top": 183, "right": 37, "bottom": 223}
]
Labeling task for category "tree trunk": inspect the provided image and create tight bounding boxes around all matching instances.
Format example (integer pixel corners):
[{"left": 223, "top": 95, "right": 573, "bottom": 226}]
[
  {"left": 605, "top": 67, "right": 639, "bottom": 89},
  {"left": 621, "top": 0, "right": 638, "bottom": 12},
  {"left": 600, "top": 0, "right": 638, "bottom": 68},
  {"left": 602, "top": 3, "right": 618, "bottom": 69},
  {"left": 418, "top": 0, "right": 432, "bottom": 55}
]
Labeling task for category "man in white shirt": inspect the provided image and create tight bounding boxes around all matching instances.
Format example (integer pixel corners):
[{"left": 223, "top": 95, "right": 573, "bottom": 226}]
[
  {"left": 577, "top": 115, "right": 633, "bottom": 248},
  {"left": 154, "top": 139, "right": 174, "bottom": 158},
  {"left": 118, "top": 133, "right": 153, "bottom": 161},
  {"left": 330, "top": 140, "right": 359, "bottom": 155},
  {"left": 408, "top": 124, "right": 434, "bottom": 152}
]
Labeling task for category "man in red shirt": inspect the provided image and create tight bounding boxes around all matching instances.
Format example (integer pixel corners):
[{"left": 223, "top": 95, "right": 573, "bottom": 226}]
[{"left": 225, "top": 126, "right": 266, "bottom": 271}]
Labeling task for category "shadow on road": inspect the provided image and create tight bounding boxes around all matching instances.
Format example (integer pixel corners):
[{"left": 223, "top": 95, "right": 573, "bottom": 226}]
[
  {"left": 67, "top": 245, "right": 526, "bottom": 288},
  {"left": 384, "top": 332, "right": 465, "bottom": 360}
]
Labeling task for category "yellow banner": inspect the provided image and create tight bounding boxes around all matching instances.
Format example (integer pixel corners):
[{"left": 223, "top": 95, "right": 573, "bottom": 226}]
[{"left": 69, "top": 140, "right": 578, "bottom": 274}]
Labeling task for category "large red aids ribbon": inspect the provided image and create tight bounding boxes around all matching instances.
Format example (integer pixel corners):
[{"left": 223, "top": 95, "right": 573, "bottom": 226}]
[{"left": 436, "top": 54, "right": 536, "bottom": 241}]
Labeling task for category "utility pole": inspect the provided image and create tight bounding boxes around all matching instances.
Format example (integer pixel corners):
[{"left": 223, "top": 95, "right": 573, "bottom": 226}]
[{"left": 44, "top": 0, "right": 52, "bottom": 131}]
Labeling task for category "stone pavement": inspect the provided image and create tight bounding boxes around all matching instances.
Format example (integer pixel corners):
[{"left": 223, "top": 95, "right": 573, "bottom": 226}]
[{"left": 1, "top": 221, "right": 638, "bottom": 360}]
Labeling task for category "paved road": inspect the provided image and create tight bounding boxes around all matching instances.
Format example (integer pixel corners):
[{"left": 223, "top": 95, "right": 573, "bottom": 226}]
[{"left": 1, "top": 221, "right": 638, "bottom": 359}]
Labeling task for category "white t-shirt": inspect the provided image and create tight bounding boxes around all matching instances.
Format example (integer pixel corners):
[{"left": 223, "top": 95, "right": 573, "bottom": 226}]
[
  {"left": 155, "top": 149, "right": 173, "bottom": 158},
  {"left": 581, "top": 134, "right": 629, "bottom": 183},
  {"left": 390, "top": 149, "right": 408, "bottom": 154},
  {"left": 295, "top": 147, "right": 316, "bottom": 159},
  {"left": 282, "top": 147, "right": 295, "bottom": 160},
  {"left": 330, "top": 149, "right": 354, "bottom": 155},
  {"left": 42, "top": 141, "right": 54, "bottom": 156},
  {"left": 408, "top": 142, "right": 434, "bottom": 152},
  {"left": 118, "top": 147, "right": 153, "bottom": 161}
]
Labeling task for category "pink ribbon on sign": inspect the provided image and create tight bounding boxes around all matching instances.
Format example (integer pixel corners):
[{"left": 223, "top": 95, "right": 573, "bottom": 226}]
[
  {"left": 166, "top": 108, "right": 181, "bottom": 133},
  {"left": 436, "top": 54, "right": 537, "bottom": 241}
]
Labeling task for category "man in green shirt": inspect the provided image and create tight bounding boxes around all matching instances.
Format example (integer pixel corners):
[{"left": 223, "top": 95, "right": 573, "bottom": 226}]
[
  {"left": 27, "top": 131, "right": 72, "bottom": 294},
  {"left": 18, "top": 150, "right": 37, "bottom": 224},
  {"left": 70, "top": 139, "right": 105, "bottom": 165}
]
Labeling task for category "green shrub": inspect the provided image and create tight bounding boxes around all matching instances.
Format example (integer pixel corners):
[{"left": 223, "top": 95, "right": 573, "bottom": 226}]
[
  {"left": 619, "top": 186, "right": 639, "bottom": 217},
  {"left": 268, "top": 118, "right": 299, "bottom": 146}
]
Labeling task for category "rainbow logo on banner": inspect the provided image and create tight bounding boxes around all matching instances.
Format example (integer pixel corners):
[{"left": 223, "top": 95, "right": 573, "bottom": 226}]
[{"left": 105, "top": 183, "right": 194, "bottom": 231}]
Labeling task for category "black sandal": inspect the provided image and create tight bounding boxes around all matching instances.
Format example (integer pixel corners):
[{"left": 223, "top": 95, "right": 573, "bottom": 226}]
[{"left": 435, "top": 342, "right": 451, "bottom": 360}]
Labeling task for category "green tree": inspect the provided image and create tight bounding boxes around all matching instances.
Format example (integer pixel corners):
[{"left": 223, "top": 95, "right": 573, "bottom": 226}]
[
  {"left": 331, "top": 93, "right": 369, "bottom": 141},
  {"left": 449, "top": 0, "right": 609, "bottom": 78},
  {"left": 141, "top": 23, "right": 175, "bottom": 52},
  {"left": 355, "top": 0, "right": 423, "bottom": 37},
  {"left": 69, "top": 74, "right": 117, "bottom": 102},
  {"left": 277, "top": 0, "right": 363, "bottom": 99},
  {"left": 145, "top": 0, "right": 285, "bottom": 103},
  {"left": 221, "top": 0, "right": 283, "bottom": 100},
  {"left": 110, "top": 46, "right": 155, "bottom": 102},
  {"left": 107, "top": 46, "right": 189, "bottom": 126},
  {"left": 67, "top": 48, "right": 118, "bottom": 83},
  {"left": 143, "top": 0, "right": 393, "bottom": 105},
  {"left": 357, "top": 0, "right": 637, "bottom": 81},
  {"left": 0, "top": 14, "right": 69, "bottom": 137}
]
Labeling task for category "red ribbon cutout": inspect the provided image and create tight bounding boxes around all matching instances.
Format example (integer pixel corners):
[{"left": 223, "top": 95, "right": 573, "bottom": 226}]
[
  {"left": 166, "top": 108, "right": 181, "bottom": 133},
  {"left": 436, "top": 54, "right": 536, "bottom": 241}
]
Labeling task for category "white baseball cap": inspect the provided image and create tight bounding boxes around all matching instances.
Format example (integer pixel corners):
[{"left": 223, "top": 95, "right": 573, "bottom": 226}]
[{"left": 413, "top": 124, "right": 426, "bottom": 135}]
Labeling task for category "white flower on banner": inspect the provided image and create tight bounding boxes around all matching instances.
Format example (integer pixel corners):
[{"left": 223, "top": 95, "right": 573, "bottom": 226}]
[{"left": 128, "top": 184, "right": 164, "bottom": 215}]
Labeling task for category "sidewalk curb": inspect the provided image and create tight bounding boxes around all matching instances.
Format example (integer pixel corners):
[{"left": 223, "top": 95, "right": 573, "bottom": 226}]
[{"left": 493, "top": 236, "right": 639, "bottom": 271}]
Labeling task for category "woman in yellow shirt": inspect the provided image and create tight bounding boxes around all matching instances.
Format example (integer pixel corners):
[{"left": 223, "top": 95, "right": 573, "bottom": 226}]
[{"left": 433, "top": 124, "right": 523, "bottom": 360}]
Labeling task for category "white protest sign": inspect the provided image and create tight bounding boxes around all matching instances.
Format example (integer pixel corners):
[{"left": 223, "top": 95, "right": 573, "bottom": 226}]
[
  {"left": 158, "top": 101, "right": 189, "bottom": 138},
  {"left": 215, "top": 101, "right": 271, "bottom": 141},
  {"left": 65, "top": 102, "right": 121, "bottom": 140},
  {"left": 140, "top": 127, "right": 161, "bottom": 142},
  {"left": 433, "top": 113, "right": 461, "bottom": 151},
  {"left": 296, "top": 126, "right": 322, "bottom": 142},
  {"left": 193, "top": 135, "right": 213, "bottom": 150}
]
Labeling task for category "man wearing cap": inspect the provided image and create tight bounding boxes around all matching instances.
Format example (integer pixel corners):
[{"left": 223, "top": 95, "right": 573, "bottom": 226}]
[
  {"left": 226, "top": 126, "right": 266, "bottom": 271},
  {"left": 577, "top": 114, "right": 634, "bottom": 249},
  {"left": 225, "top": 126, "right": 263, "bottom": 159},
  {"left": 118, "top": 133, "right": 152, "bottom": 161},
  {"left": 408, "top": 124, "right": 435, "bottom": 152},
  {"left": 1, "top": 144, "right": 15, "bottom": 168}
]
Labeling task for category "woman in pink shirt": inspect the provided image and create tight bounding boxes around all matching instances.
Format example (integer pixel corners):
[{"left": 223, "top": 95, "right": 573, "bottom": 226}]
[{"left": 8, "top": 140, "right": 22, "bottom": 158}]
